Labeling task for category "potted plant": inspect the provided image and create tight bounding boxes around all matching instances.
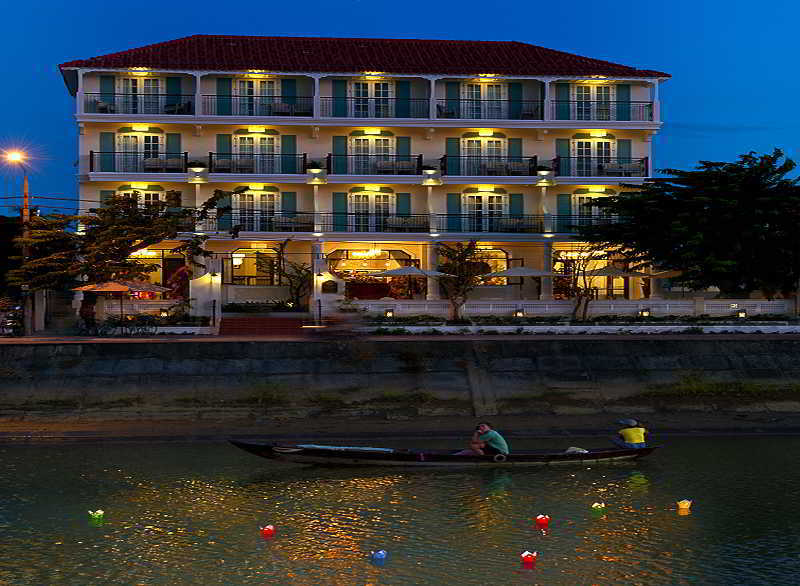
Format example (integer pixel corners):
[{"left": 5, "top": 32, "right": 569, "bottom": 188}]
[{"left": 187, "top": 160, "right": 207, "bottom": 172}]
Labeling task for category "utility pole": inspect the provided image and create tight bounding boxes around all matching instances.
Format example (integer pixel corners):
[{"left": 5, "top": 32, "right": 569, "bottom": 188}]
[{"left": 21, "top": 171, "right": 32, "bottom": 336}]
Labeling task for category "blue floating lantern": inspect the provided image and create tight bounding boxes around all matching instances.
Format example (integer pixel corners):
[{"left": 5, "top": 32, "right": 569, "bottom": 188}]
[{"left": 370, "top": 550, "right": 388, "bottom": 566}]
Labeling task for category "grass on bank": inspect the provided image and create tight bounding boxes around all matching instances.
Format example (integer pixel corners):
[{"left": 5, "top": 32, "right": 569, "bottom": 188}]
[{"left": 619, "top": 372, "right": 800, "bottom": 404}]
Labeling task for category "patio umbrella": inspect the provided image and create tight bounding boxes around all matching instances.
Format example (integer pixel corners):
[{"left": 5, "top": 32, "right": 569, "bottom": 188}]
[
  {"left": 583, "top": 266, "right": 651, "bottom": 278},
  {"left": 370, "top": 266, "right": 455, "bottom": 278},
  {"left": 650, "top": 269, "right": 682, "bottom": 279},
  {"left": 73, "top": 280, "right": 171, "bottom": 318},
  {"left": 482, "top": 267, "right": 557, "bottom": 278}
]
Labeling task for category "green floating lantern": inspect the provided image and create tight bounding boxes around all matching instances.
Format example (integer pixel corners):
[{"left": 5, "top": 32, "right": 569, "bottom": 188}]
[
  {"left": 590, "top": 502, "right": 606, "bottom": 517},
  {"left": 88, "top": 509, "right": 105, "bottom": 526}
]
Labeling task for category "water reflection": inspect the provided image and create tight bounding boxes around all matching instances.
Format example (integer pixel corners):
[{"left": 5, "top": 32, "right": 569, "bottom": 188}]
[{"left": 1, "top": 438, "right": 799, "bottom": 584}]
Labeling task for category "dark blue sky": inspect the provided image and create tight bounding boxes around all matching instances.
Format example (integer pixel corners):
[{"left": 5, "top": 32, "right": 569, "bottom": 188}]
[{"left": 1, "top": 0, "right": 796, "bottom": 213}]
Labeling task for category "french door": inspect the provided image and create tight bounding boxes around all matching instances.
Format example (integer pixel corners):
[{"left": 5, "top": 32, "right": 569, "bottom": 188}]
[
  {"left": 120, "top": 78, "right": 161, "bottom": 114},
  {"left": 117, "top": 134, "right": 161, "bottom": 172},
  {"left": 349, "top": 193, "right": 393, "bottom": 232},
  {"left": 462, "top": 138, "right": 504, "bottom": 175},
  {"left": 462, "top": 83, "right": 506, "bottom": 119},
  {"left": 233, "top": 135, "right": 280, "bottom": 173},
  {"left": 573, "top": 84, "right": 614, "bottom": 121},
  {"left": 234, "top": 192, "right": 280, "bottom": 231},
  {"left": 350, "top": 137, "right": 392, "bottom": 174},
  {"left": 235, "top": 80, "right": 278, "bottom": 115},
  {"left": 351, "top": 81, "right": 393, "bottom": 117},
  {"left": 463, "top": 193, "right": 506, "bottom": 231},
  {"left": 572, "top": 139, "right": 613, "bottom": 176}
]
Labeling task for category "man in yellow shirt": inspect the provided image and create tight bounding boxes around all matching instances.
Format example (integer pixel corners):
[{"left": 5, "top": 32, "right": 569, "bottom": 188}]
[{"left": 614, "top": 418, "right": 648, "bottom": 449}]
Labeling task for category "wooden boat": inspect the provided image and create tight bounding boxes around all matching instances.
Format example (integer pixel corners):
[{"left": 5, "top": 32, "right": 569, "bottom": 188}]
[{"left": 229, "top": 440, "right": 658, "bottom": 467}]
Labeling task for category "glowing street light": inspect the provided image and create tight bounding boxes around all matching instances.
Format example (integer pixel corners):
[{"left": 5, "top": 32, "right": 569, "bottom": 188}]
[
  {"left": 6, "top": 151, "right": 24, "bottom": 163},
  {"left": 6, "top": 149, "right": 31, "bottom": 335}
]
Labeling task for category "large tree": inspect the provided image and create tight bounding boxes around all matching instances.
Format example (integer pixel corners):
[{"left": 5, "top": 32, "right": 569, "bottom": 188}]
[
  {"left": 436, "top": 241, "right": 492, "bottom": 320},
  {"left": 578, "top": 149, "right": 800, "bottom": 298}
]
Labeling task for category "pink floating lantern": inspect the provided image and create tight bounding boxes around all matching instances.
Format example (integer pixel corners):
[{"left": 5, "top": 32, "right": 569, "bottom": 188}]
[
  {"left": 534, "top": 514, "right": 550, "bottom": 530},
  {"left": 520, "top": 550, "right": 538, "bottom": 568},
  {"left": 259, "top": 525, "right": 275, "bottom": 539}
]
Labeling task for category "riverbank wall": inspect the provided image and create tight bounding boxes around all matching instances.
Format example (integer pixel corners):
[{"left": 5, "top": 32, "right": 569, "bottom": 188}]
[{"left": 2, "top": 338, "right": 800, "bottom": 421}]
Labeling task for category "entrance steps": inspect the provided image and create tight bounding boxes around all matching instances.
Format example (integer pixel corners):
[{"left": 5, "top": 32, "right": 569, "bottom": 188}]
[{"left": 218, "top": 316, "right": 308, "bottom": 336}]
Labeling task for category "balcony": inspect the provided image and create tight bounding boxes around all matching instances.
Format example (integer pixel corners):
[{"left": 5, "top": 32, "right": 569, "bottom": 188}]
[
  {"left": 201, "top": 96, "right": 313, "bottom": 116},
  {"left": 435, "top": 99, "right": 543, "bottom": 120},
  {"left": 550, "top": 101, "right": 653, "bottom": 122},
  {"left": 194, "top": 211, "right": 315, "bottom": 232},
  {"left": 319, "top": 97, "right": 429, "bottom": 119},
  {"left": 84, "top": 93, "right": 195, "bottom": 115},
  {"left": 552, "top": 157, "right": 649, "bottom": 177},
  {"left": 89, "top": 152, "right": 188, "bottom": 173},
  {"left": 208, "top": 153, "right": 307, "bottom": 174},
  {"left": 319, "top": 213, "right": 430, "bottom": 233},
  {"left": 326, "top": 154, "right": 423, "bottom": 175},
  {"left": 440, "top": 156, "right": 538, "bottom": 176}
]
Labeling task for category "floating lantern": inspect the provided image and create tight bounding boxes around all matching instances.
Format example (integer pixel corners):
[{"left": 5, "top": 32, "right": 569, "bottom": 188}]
[
  {"left": 88, "top": 510, "right": 104, "bottom": 526},
  {"left": 370, "top": 550, "right": 388, "bottom": 561},
  {"left": 677, "top": 500, "right": 692, "bottom": 515},
  {"left": 534, "top": 514, "right": 550, "bottom": 530},
  {"left": 591, "top": 502, "right": 606, "bottom": 518},
  {"left": 259, "top": 525, "right": 275, "bottom": 539},
  {"left": 520, "top": 550, "right": 538, "bottom": 568}
]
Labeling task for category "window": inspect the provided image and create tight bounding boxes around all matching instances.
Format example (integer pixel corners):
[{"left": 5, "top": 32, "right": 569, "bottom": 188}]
[
  {"left": 572, "top": 84, "right": 616, "bottom": 121},
  {"left": 477, "top": 248, "right": 509, "bottom": 286},
  {"left": 350, "top": 81, "right": 394, "bottom": 117},
  {"left": 233, "top": 135, "right": 280, "bottom": 173},
  {"left": 461, "top": 137, "right": 506, "bottom": 174},
  {"left": 349, "top": 136, "right": 393, "bottom": 174},
  {"left": 233, "top": 191, "right": 280, "bottom": 231},
  {"left": 571, "top": 139, "right": 615, "bottom": 176},
  {"left": 116, "top": 133, "right": 162, "bottom": 172},
  {"left": 462, "top": 193, "right": 507, "bottom": 231},
  {"left": 117, "top": 190, "right": 163, "bottom": 208},
  {"left": 224, "top": 249, "right": 279, "bottom": 286},
  {"left": 461, "top": 83, "right": 507, "bottom": 118},
  {"left": 348, "top": 192, "right": 395, "bottom": 231},
  {"left": 119, "top": 77, "right": 162, "bottom": 114},
  {"left": 234, "top": 80, "right": 279, "bottom": 115}
]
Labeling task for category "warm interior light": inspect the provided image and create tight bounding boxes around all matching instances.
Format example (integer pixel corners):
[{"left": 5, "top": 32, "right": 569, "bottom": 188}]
[
  {"left": 478, "top": 128, "right": 494, "bottom": 137},
  {"left": 429, "top": 233, "right": 440, "bottom": 237},
  {"left": 513, "top": 310, "right": 524, "bottom": 318},
  {"left": 477, "top": 185, "right": 495, "bottom": 192},
  {"left": 6, "top": 151, "right": 24, "bottom": 163},
  {"left": 384, "top": 309, "right": 394, "bottom": 318},
  {"left": 590, "top": 130, "right": 607, "bottom": 138},
  {"left": 588, "top": 186, "right": 605, "bottom": 193},
  {"left": 232, "top": 253, "right": 246, "bottom": 266},
  {"left": 351, "top": 248, "right": 383, "bottom": 259},
  {"left": 130, "top": 182, "right": 148, "bottom": 189},
  {"left": 639, "top": 309, "right": 651, "bottom": 318},
  {"left": 249, "top": 184, "right": 264, "bottom": 191},
  {"left": 247, "top": 126, "right": 266, "bottom": 133},
  {"left": 312, "top": 232, "right": 324, "bottom": 237},
  {"left": 542, "top": 234, "right": 554, "bottom": 238},
  {"left": 363, "top": 128, "right": 382, "bottom": 135},
  {"left": 251, "top": 242, "right": 269, "bottom": 248},
  {"left": 364, "top": 185, "right": 381, "bottom": 191},
  {"left": 131, "top": 124, "right": 150, "bottom": 132}
]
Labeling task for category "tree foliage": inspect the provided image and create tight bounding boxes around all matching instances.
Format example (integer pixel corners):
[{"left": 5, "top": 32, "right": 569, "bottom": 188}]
[
  {"left": 436, "top": 241, "right": 492, "bottom": 320},
  {"left": 578, "top": 149, "right": 800, "bottom": 297}
]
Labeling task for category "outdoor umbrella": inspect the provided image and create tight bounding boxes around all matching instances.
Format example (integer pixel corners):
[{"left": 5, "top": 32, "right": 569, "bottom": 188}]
[
  {"left": 583, "top": 266, "right": 651, "bottom": 278},
  {"left": 370, "top": 266, "right": 455, "bottom": 278},
  {"left": 73, "top": 280, "right": 171, "bottom": 317},
  {"left": 649, "top": 269, "right": 682, "bottom": 279},
  {"left": 482, "top": 267, "right": 557, "bottom": 278}
]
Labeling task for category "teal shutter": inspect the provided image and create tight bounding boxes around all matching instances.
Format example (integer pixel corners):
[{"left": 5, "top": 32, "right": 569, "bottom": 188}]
[
  {"left": 99, "top": 190, "right": 115, "bottom": 207},
  {"left": 332, "top": 192, "right": 348, "bottom": 231},
  {"left": 99, "top": 132, "right": 115, "bottom": 171},
  {"left": 216, "top": 77, "right": 232, "bottom": 115},
  {"left": 281, "top": 79, "right": 297, "bottom": 105},
  {"left": 166, "top": 77, "right": 181, "bottom": 107},
  {"left": 395, "top": 80, "right": 410, "bottom": 118},
  {"left": 166, "top": 133, "right": 181, "bottom": 156},
  {"left": 396, "top": 136, "right": 411, "bottom": 162},
  {"left": 216, "top": 134, "right": 232, "bottom": 170},
  {"left": 556, "top": 138, "right": 570, "bottom": 176},
  {"left": 555, "top": 83, "right": 570, "bottom": 120},
  {"left": 99, "top": 75, "right": 115, "bottom": 108},
  {"left": 556, "top": 194, "right": 572, "bottom": 232},
  {"left": 445, "top": 137, "right": 460, "bottom": 175},
  {"left": 508, "top": 138, "right": 522, "bottom": 162},
  {"left": 617, "top": 139, "right": 632, "bottom": 164},
  {"left": 281, "top": 192, "right": 296, "bottom": 218},
  {"left": 616, "top": 84, "right": 631, "bottom": 121},
  {"left": 332, "top": 136, "right": 348, "bottom": 174},
  {"left": 217, "top": 194, "right": 232, "bottom": 230},
  {"left": 509, "top": 193, "right": 523, "bottom": 218},
  {"left": 395, "top": 193, "right": 411, "bottom": 217},
  {"left": 447, "top": 193, "right": 461, "bottom": 231},
  {"left": 445, "top": 82, "right": 460, "bottom": 118},
  {"left": 332, "top": 80, "right": 347, "bottom": 117},
  {"left": 508, "top": 82, "right": 522, "bottom": 119},
  {"left": 281, "top": 134, "right": 297, "bottom": 173}
]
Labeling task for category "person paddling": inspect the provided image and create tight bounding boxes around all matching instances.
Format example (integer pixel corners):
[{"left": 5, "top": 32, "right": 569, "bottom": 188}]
[
  {"left": 614, "top": 418, "right": 648, "bottom": 449},
  {"left": 469, "top": 422, "right": 509, "bottom": 456}
]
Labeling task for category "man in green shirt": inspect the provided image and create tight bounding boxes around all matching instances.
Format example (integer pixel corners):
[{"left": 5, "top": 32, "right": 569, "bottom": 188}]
[{"left": 469, "top": 422, "right": 509, "bottom": 456}]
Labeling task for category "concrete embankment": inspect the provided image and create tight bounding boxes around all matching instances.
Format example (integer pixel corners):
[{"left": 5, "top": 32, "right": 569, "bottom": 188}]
[{"left": 2, "top": 338, "right": 800, "bottom": 422}]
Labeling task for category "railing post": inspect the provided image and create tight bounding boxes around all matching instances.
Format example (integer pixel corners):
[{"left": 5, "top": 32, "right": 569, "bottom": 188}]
[
  {"left": 552, "top": 156, "right": 559, "bottom": 176},
  {"left": 542, "top": 80, "right": 551, "bottom": 121},
  {"left": 208, "top": 152, "right": 213, "bottom": 173},
  {"left": 644, "top": 157, "right": 649, "bottom": 177},
  {"left": 440, "top": 155, "right": 447, "bottom": 175},
  {"left": 184, "top": 152, "right": 188, "bottom": 171},
  {"left": 302, "top": 153, "right": 307, "bottom": 173},
  {"left": 89, "top": 150, "right": 94, "bottom": 172},
  {"left": 312, "top": 75, "right": 321, "bottom": 118},
  {"left": 326, "top": 153, "right": 332, "bottom": 174},
  {"left": 417, "top": 154, "right": 423, "bottom": 175}
]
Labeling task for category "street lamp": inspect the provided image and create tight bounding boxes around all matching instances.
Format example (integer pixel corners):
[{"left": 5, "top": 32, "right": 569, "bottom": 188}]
[{"left": 5, "top": 150, "right": 31, "bottom": 336}]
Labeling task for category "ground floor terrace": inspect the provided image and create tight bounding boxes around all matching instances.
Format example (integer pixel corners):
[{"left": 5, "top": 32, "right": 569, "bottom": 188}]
[{"left": 82, "top": 238, "right": 795, "bottom": 321}]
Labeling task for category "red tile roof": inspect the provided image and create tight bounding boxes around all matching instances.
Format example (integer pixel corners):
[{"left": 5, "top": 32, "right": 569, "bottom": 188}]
[{"left": 59, "top": 35, "right": 669, "bottom": 78}]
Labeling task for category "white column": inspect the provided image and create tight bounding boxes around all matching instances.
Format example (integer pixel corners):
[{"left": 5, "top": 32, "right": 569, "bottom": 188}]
[
  {"left": 76, "top": 69, "right": 85, "bottom": 115},
  {"left": 312, "top": 185, "right": 322, "bottom": 232},
  {"left": 312, "top": 75, "right": 321, "bottom": 118},
  {"left": 426, "top": 241, "right": 439, "bottom": 300},
  {"left": 540, "top": 241, "right": 554, "bottom": 300},
  {"left": 652, "top": 79, "right": 660, "bottom": 122},
  {"left": 428, "top": 77, "right": 437, "bottom": 119},
  {"left": 542, "top": 79, "right": 551, "bottom": 121},
  {"left": 195, "top": 73, "right": 203, "bottom": 116},
  {"left": 427, "top": 185, "right": 436, "bottom": 233},
  {"left": 649, "top": 277, "right": 664, "bottom": 299},
  {"left": 311, "top": 240, "right": 325, "bottom": 316}
]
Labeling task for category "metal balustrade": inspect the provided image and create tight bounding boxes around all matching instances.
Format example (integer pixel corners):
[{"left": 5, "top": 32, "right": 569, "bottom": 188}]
[
  {"left": 317, "top": 213, "right": 430, "bottom": 233},
  {"left": 89, "top": 152, "right": 188, "bottom": 173},
  {"left": 319, "top": 97, "right": 429, "bottom": 118},
  {"left": 208, "top": 153, "right": 307, "bottom": 174},
  {"left": 551, "top": 156, "right": 649, "bottom": 177},
  {"left": 84, "top": 93, "right": 195, "bottom": 115},
  {"left": 550, "top": 101, "right": 653, "bottom": 122},
  {"left": 326, "top": 154, "right": 423, "bottom": 175},
  {"left": 435, "top": 99, "right": 544, "bottom": 120},
  {"left": 201, "top": 95, "right": 314, "bottom": 116},
  {"left": 434, "top": 214, "right": 546, "bottom": 233},
  {"left": 439, "top": 155, "right": 539, "bottom": 176}
]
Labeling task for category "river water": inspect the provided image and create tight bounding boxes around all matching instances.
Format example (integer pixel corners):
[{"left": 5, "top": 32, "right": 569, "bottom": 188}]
[{"left": 1, "top": 436, "right": 798, "bottom": 585}]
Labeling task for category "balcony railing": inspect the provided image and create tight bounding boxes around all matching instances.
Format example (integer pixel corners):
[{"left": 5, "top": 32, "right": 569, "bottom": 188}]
[
  {"left": 208, "top": 153, "right": 307, "bottom": 174},
  {"left": 202, "top": 95, "right": 314, "bottom": 116},
  {"left": 319, "top": 97, "right": 429, "bottom": 118},
  {"left": 84, "top": 93, "right": 195, "bottom": 115},
  {"left": 435, "top": 214, "right": 545, "bottom": 233},
  {"left": 232, "top": 211, "right": 315, "bottom": 232},
  {"left": 550, "top": 214, "right": 621, "bottom": 233},
  {"left": 550, "top": 101, "right": 653, "bottom": 122},
  {"left": 326, "top": 154, "right": 423, "bottom": 175},
  {"left": 89, "top": 152, "right": 188, "bottom": 173},
  {"left": 435, "top": 99, "right": 544, "bottom": 120},
  {"left": 440, "top": 156, "right": 538, "bottom": 176},
  {"left": 552, "top": 157, "right": 649, "bottom": 177},
  {"left": 318, "top": 213, "right": 430, "bottom": 232}
]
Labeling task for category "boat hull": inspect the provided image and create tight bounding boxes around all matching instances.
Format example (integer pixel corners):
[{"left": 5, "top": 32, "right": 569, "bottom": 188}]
[{"left": 229, "top": 440, "right": 657, "bottom": 467}]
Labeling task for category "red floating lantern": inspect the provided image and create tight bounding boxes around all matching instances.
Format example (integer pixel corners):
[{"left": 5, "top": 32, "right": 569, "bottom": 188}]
[
  {"left": 259, "top": 525, "right": 275, "bottom": 539},
  {"left": 534, "top": 514, "right": 550, "bottom": 530},
  {"left": 520, "top": 550, "right": 538, "bottom": 568}
]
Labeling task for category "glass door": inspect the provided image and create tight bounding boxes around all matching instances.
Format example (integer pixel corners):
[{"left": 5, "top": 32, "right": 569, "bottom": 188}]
[
  {"left": 234, "top": 193, "right": 256, "bottom": 231},
  {"left": 574, "top": 140, "right": 592, "bottom": 176},
  {"left": 484, "top": 84, "right": 504, "bottom": 118},
  {"left": 463, "top": 84, "right": 482, "bottom": 118},
  {"left": 142, "top": 79, "right": 161, "bottom": 114},
  {"left": 374, "top": 82, "right": 392, "bottom": 117},
  {"left": 349, "top": 193, "right": 370, "bottom": 231},
  {"left": 350, "top": 137, "right": 392, "bottom": 174},
  {"left": 121, "top": 78, "right": 138, "bottom": 113},
  {"left": 463, "top": 193, "right": 506, "bottom": 231},
  {"left": 259, "top": 136, "right": 278, "bottom": 173},
  {"left": 119, "top": 135, "right": 139, "bottom": 172},
  {"left": 236, "top": 80, "right": 256, "bottom": 116}
]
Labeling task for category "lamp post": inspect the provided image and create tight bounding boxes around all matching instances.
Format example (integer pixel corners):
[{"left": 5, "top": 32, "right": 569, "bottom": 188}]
[{"left": 6, "top": 151, "right": 32, "bottom": 335}]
